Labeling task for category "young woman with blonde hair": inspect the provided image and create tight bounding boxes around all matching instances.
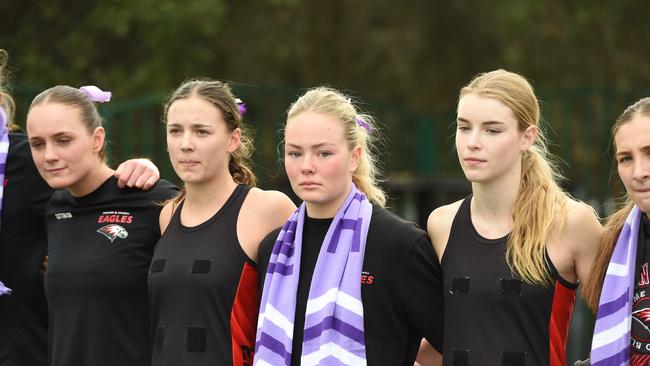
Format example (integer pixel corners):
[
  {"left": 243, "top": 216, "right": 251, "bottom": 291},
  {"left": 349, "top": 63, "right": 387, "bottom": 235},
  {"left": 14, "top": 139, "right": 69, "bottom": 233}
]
[
  {"left": 255, "top": 87, "right": 443, "bottom": 365},
  {"left": 423, "top": 69, "right": 602, "bottom": 366},
  {"left": 582, "top": 97, "right": 650, "bottom": 365}
]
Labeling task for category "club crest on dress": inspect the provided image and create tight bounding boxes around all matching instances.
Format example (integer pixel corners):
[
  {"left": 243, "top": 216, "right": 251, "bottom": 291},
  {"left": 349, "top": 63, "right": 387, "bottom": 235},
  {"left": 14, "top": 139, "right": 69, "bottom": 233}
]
[{"left": 97, "top": 224, "right": 129, "bottom": 243}]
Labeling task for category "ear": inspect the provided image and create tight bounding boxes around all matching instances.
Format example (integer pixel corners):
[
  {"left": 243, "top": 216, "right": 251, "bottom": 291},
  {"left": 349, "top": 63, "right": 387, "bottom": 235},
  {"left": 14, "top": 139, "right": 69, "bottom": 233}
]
[
  {"left": 227, "top": 127, "right": 242, "bottom": 153},
  {"left": 520, "top": 125, "right": 537, "bottom": 151},
  {"left": 92, "top": 127, "right": 106, "bottom": 154},
  {"left": 349, "top": 145, "right": 361, "bottom": 172}
]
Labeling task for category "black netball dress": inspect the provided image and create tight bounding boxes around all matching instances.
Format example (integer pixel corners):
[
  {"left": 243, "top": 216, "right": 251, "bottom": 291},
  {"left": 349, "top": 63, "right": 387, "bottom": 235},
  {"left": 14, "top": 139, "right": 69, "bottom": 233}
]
[
  {"left": 149, "top": 184, "right": 259, "bottom": 366},
  {"left": 442, "top": 195, "right": 577, "bottom": 366}
]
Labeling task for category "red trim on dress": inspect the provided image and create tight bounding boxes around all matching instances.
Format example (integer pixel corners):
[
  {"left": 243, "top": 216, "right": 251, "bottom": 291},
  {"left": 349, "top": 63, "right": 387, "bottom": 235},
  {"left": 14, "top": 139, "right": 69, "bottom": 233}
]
[
  {"left": 549, "top": 280, "right": 576, "bottom": 366},
  {"left": 230, "top": 262, "right": 259, "bottom": 366}
]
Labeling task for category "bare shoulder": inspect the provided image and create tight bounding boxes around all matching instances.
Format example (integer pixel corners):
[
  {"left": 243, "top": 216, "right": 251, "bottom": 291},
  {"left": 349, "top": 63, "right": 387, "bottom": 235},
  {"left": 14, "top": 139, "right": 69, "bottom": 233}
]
[
  {"left": 427, "top": 199, "right": 463, "bottom": 259},
  {"left": 553, "top": 198, "right": 603, "bottom": 284},
  {"left": 245, "top": 187, "right": 296, "bottom": 217},
  {"left": 238, "top": 188, "right": 296, "bottom": 262},
  {"left": 241, "top": 187, "right": 296, "bottom": 232},
  {"left": 562, "top": 198, "right": 603, "bottom": 252},
  {"left": 564, "top": 199, "right": 602, "bottom": 234},
  {"left": 159, "top": 200, "right": 177, "bottom": 234},
  {"left": 427, "top": 200, "right": 463, "bottom": 236}
]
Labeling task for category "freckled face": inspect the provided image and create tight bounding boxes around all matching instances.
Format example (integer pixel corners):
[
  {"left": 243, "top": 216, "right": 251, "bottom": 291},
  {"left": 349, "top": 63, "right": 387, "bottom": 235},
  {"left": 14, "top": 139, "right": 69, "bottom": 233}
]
[{"left": 284, "top": 111, "right": 359, "bottom": 217}]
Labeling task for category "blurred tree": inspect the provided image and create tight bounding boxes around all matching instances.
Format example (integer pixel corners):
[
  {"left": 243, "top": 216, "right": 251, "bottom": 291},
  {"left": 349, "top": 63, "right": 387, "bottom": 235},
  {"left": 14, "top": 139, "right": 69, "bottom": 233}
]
[{"left": 2, "top": 0, "right": 648, "bottom": 108}]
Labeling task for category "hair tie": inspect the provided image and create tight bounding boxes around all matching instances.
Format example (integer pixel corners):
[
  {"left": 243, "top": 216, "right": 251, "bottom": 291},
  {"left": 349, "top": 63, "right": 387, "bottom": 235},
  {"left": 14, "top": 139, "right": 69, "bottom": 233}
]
[
  {"left": 356, "top": 117, "right": 372, "bottom": 133},
  {"left": 79, "top": 86, "right": 112, "bottom": 103},
  {"left": 235, "top": 98, "right": 247, "bottom": 116}
]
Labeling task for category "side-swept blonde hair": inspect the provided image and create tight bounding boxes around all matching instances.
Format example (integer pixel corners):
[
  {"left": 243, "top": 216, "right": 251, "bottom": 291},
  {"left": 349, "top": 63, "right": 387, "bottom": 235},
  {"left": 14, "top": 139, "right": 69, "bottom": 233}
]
[
  {"left": 583, "top": 97, "right": 650, "bottom": 311},
  {"left": 286, "top": 87, "right": 386, "bottom": 206},
  {"left": 460, "top": 69, "right": 568, "bottom": 285}
]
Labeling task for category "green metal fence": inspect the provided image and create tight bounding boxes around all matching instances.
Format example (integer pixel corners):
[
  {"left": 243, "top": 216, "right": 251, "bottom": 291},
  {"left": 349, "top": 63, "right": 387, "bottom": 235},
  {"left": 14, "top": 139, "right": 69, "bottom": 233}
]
[{"left": 13, "top": 83, "right": 647, "bottom": 204}]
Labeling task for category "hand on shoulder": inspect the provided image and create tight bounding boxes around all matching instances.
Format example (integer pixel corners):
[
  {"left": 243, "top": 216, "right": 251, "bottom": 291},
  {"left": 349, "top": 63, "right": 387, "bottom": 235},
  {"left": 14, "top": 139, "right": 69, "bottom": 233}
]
[{"left": 114, "top": 158, "right": 160, "bottom": 190}]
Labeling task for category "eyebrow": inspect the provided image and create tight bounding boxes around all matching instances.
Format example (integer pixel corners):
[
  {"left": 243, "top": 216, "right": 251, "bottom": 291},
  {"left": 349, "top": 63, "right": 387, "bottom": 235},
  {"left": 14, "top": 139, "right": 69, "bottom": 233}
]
[
  {"left": 617, "top": 145, "right": 650, "bottom": 156},
  {"left": 456, "top": 117, "right": 506, "bottom": 126},
  {"left": 167, "top": 122, "right": 213, "bottom": 128},
  {"left": 285, "top": 142, "right": 337, "bottom": 149},
  {"left": 29, "top": 131, "right": 74, "bottom": 140}
]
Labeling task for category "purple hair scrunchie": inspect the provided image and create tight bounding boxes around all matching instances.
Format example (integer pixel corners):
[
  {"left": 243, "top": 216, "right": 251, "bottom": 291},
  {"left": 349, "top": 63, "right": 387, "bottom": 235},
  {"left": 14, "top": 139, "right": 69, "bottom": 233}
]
[
  {"left": 235, "top": 98, "right": 247, "bottom": 116},
  {"left": 79, "top": 85, "right": 112, "bottom": 103},
  {"left": 0, "top": 281, "right": 11, "bottom": 296}
]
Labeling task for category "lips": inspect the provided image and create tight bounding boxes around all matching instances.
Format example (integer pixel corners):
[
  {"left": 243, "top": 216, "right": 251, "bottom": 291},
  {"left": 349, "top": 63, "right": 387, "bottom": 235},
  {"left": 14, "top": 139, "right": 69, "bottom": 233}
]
[
  {"left": 45, "top": 167, "right": 66, "bottom": 173},
  {"left": 463, "top": 157, "right": 486, "bottom": 166},
  {"left": 299, "top": 181, "right": 320, "bottom": 188},
  {"left": 179, "top": 160, "right": 199, "bottom": 166}
]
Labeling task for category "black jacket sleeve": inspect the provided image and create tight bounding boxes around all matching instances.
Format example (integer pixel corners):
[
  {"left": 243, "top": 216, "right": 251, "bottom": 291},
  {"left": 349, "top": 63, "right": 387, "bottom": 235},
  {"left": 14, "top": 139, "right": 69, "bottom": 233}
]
[
  {"left": 402, "top": 234, "right": 444, "bottom": 353},
  {"left": 257, "top": 228, "right": 281, "bottom": 296}
]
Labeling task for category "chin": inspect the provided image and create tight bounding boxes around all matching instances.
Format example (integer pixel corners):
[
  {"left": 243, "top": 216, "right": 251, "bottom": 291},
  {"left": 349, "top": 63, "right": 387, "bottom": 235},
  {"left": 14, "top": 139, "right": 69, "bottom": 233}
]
[
  {"left": 177, "top": 172, "right": 201, "bottom": 184},
  {"left": 294, "top": 190, "right": 325, "bottom": 204},
  {"left": 463, "top": 172, "right": 489, "bottom": 183},
  {"left": 43, "top": 177, "right": 73, "bottom": 190},
  {"left": 634, "top": 198, "right": 650, "bottom": 215},
  {"left": 294, "top": 190, "right": 317, "bottom": 202}
]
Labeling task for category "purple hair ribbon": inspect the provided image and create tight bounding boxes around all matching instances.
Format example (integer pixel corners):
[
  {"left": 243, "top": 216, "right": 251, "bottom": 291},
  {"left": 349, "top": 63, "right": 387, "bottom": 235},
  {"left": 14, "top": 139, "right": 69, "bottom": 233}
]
[
  {"left": 0, "top": 281, "right": 11, "bottom": 296},
  {"left": 235, "top": 98, "right": 247, "bottom": 116},
  {"left": 356, "top": 117, "right": 372, "bottom": 133},
  {"left": 79, "top": 86, "right": 112, "bottom": 103}
]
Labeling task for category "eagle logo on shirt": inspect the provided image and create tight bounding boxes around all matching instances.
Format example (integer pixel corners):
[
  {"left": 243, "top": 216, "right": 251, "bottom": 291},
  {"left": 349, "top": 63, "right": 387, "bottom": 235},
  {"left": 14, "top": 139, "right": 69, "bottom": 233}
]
[{"left": 96, "top": 224, "right": 129, "bottom": 243}]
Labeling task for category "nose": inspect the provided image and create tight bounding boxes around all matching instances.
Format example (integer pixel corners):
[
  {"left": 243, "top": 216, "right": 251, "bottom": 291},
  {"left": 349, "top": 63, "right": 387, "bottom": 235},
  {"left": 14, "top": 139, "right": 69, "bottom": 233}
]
[
  {"left": 180, "top": 132, "right": 194, "bottom": 152},
  {"left": 633, "top": 156, "right": 650, "bottom": 182},
  {"left": 300, "top": 154, "right": 315, "bottom": 174},
  {"left": 465, "top": 129, "right": 481, "bottom": 150},
  {"left": 43, "top": 143, "right": 58, "bottom": 163}
]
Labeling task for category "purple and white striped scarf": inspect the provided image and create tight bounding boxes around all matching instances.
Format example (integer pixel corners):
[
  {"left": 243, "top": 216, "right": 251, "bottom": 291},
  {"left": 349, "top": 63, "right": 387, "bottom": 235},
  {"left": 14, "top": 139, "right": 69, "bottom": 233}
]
[
  {"left": 0, "top": 106, "right": 8, "bottom": 226},
  {"left": 590, "top": 205, "right": 641, "bottom": 366},
  {"left": 0, "top": 106, "right": 11, "bottom": 297},
  {"left": 255, "top": 185, "right": 372, "bottom": 366}
]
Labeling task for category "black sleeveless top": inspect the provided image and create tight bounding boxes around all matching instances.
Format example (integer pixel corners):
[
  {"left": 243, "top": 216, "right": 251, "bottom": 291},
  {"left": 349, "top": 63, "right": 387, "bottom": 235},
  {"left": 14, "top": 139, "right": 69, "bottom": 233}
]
[
  {"left": 149, "top": 185, "right": 258, "bottom": 366},
  {"left": 442, "top": 195, "right": 577, "bottom": 366}
]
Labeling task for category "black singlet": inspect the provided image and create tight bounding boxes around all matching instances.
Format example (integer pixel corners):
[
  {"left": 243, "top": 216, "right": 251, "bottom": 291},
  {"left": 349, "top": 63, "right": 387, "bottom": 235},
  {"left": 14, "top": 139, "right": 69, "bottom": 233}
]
[
  {"left": 149, "top": 184, "right": 259, "bottom": 366},
  {"left": 442, "top": 195, "right": 577, "bottom": 366}
]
